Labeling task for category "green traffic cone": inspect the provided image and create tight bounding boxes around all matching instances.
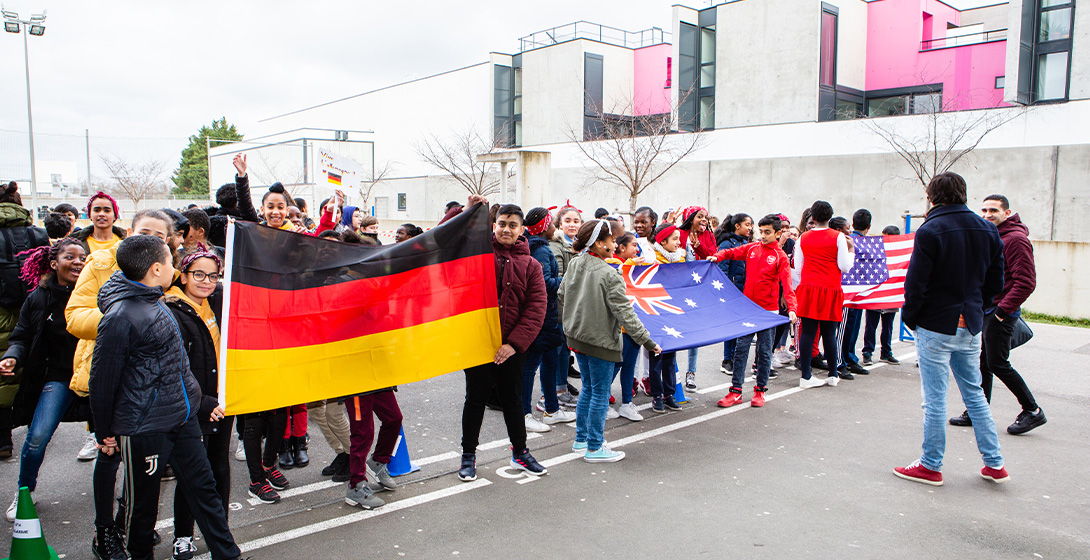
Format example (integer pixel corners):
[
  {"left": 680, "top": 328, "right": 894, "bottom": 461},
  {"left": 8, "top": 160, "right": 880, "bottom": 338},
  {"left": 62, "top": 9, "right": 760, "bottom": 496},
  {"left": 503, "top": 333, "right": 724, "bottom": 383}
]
[{"left": 3, "top": 487, "right": 60, "bottom": 560}]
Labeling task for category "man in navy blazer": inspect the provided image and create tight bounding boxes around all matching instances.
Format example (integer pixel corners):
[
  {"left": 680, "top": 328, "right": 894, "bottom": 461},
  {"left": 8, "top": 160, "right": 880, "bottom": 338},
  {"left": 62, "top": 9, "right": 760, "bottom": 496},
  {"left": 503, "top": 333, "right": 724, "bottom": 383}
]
[{"left": 894, "top": 172, "right": 1009, "bottom": 487}]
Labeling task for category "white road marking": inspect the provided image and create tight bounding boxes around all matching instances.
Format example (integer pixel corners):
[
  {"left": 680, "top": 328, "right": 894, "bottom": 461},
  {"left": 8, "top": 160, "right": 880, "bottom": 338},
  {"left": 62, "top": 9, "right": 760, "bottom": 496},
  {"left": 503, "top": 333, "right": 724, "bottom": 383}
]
[
  {"left": 195, "top": 479, "right": 493, "bottom": 559},
  {"left": 247, "top": 480, "right": 342, "bottom": 506}
]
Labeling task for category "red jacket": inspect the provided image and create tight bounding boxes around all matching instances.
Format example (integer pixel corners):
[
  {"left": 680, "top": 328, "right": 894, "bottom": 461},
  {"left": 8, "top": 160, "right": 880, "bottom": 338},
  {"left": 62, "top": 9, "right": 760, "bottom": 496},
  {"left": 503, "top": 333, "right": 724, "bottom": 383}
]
[
  {"left": 993, "top": 213, "right": 1036, "bottom": 317},
  {"left": 493, "top": 236, "right": 547, "bottom": 353},
  {"left": 713, "top": 241, "right": 797, "bottom": 313}
]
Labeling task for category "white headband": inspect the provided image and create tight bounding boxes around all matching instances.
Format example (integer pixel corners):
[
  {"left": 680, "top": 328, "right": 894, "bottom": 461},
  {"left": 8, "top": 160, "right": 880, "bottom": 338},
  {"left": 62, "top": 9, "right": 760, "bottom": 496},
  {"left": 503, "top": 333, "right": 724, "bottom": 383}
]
[{"left": 582, "top": 220, "right": 608, "bottom": 254}]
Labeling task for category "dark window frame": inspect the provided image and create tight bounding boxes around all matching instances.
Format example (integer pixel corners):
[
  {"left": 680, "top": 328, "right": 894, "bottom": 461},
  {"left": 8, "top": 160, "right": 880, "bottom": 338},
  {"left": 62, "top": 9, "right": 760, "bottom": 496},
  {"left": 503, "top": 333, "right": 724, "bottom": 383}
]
[
  {"left": 1018, "top": 0, "right": 1075, "bottom": 104},
  {"left": 818, "top": 3, "right": 840, "bottom": 122},
  {"left": 863, "top": 84, "right": 944, "bottom": 117},
  {"left": 493, "top": 64, "right": 515, "bottom": 147}
]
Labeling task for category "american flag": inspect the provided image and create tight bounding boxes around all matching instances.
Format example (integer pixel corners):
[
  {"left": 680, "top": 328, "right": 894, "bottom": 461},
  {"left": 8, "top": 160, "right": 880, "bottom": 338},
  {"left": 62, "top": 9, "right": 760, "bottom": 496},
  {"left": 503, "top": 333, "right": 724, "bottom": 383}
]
[{"left": 842, "top": 233, "right": 915, "bottom": 309}]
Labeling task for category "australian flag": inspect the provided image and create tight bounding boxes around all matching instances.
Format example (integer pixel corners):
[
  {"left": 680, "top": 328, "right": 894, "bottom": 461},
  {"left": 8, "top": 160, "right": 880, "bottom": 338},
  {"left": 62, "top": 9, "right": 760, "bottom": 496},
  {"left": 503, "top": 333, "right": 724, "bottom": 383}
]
[{"left": 621, "top": 261, "right": 788, "bottom": 353}]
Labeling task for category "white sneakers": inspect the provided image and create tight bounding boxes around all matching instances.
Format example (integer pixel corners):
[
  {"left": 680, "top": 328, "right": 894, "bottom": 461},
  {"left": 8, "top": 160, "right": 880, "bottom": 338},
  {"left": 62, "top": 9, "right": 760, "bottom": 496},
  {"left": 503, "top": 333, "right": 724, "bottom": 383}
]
[
  {"left": 6, "top": 491, "right": 26, "bottom": 522},
  {"left": 542, "top": 409, "right": 576, "bottom": 425},
  {"left": 77, "top": 433, "right": 98, "bottom": 461},
  {"left": 617, "top": 402, "right": 644, "bottom": 421},
  {"left": 799, "top": 376, "right": 826, "bottom": 389},
  {"left": 524, "top": 414, "right": 551, "bottom": 433},
  {"left": 605, "top": 407, "right": 620, "bottom": 420},
  {"left": 234, "top": 439, "right": 246, "bottom": 461},
  {"left": 826, "top": 376, "right": 839, "bottom": 387}
]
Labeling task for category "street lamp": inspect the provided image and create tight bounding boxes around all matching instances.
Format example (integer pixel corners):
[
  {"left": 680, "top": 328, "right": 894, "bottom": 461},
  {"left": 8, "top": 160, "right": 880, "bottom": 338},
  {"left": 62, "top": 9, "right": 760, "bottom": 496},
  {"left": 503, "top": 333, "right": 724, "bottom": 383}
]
[{"left": 3, "top": 6, "right": 47, "bottom": 223}]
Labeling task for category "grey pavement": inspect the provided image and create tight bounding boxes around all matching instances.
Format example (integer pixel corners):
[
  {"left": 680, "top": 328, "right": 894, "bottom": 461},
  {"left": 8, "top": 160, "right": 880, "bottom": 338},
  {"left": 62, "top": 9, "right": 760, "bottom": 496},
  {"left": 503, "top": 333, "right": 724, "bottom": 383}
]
[{"left": 2, "top": 322, "right": 1088, "bottom": 559}]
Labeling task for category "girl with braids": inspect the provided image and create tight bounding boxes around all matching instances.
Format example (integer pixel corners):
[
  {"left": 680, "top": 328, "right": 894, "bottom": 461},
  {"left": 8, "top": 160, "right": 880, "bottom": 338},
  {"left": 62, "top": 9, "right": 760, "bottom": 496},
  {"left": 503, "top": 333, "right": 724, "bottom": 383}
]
[
  {"left": 559, "top": 220, "right": 660, "bottom": 462},
  {"left": 2, "top": 239, "right": 88, "bottom": 521}
]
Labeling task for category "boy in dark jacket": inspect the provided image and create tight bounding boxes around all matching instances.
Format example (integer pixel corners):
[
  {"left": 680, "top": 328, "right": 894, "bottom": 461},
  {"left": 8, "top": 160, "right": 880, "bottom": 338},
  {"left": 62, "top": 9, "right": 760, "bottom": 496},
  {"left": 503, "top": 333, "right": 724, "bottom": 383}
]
[
  {"left": 89, "top": 235, "right": 241, "bottom": 560},
  {"left": 458, "top": 202, "right": 548, "bottom": 482}
]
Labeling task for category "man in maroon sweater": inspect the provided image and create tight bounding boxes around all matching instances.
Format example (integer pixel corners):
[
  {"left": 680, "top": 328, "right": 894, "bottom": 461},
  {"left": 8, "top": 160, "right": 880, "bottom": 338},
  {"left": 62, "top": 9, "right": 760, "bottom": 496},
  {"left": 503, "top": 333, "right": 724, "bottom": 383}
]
[
  {"left": 950, "top": 194, "right": 1046, "bottom": 435},
  {"left": 458, "top": 202, "right": 549, "bottom": 482}
]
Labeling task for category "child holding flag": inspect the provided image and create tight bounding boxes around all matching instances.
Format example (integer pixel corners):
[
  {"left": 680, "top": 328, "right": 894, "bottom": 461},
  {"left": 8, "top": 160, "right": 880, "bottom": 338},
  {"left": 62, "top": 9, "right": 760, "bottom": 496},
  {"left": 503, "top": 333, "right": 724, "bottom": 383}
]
[
  {"left": 560, "top": 220, "right": 661, "bottom": 462},
  {"left": 647, "top": 223, "right": 686, "bottom": 414},
  {"left": 708, "top": 215, "right": 797, "bottom": 407}
]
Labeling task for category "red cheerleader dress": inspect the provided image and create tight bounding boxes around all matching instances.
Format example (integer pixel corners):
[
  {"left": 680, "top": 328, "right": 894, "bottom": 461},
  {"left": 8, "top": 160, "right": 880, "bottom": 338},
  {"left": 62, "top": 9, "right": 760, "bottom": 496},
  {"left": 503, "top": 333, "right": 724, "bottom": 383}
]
[{"left": 796, "top": 228, "right": 844, "bottom": 322}]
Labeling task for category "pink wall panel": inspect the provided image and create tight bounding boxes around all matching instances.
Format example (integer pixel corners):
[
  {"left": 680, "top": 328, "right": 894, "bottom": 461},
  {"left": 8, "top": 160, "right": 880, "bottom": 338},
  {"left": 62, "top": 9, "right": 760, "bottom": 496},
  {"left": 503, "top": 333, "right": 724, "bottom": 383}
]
[{"left": 633, "top": 43, "right": 672, "bottom": 115}]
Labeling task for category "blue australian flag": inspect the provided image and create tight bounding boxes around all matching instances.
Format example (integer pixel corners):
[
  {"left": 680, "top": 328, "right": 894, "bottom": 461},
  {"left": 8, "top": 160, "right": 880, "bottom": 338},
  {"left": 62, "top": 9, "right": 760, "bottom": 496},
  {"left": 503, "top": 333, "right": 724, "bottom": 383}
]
[{"left": 620, "top": 261, "right": 789, "bottom": 353}]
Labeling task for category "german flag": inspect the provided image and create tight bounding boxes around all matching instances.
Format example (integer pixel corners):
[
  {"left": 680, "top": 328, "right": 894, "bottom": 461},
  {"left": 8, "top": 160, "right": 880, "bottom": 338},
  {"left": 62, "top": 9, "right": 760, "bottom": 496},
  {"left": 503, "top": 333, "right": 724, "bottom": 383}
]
[
  {"left": 217, "top": 204, "right": 500, "bottom": 415},
  {"left": 327, "top": 171, "right": 342, "bottom": 186}
]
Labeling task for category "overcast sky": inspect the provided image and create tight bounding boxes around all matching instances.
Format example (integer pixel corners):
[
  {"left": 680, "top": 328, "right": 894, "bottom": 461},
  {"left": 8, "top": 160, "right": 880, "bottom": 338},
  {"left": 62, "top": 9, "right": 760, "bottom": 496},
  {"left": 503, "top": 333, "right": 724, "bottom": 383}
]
[{"left": 0, "top": 0, "right": 999, "bottom": 142}]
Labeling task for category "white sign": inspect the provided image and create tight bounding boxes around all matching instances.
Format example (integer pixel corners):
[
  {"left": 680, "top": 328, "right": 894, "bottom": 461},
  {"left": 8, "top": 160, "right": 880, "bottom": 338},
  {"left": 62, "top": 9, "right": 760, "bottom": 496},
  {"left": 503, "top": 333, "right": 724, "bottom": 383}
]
[
  {"left": 13, "top": 518, "right": 42, "bottom": 539},
  {"left": 318, "top": 148, "right": 363, "bottom": 192}
]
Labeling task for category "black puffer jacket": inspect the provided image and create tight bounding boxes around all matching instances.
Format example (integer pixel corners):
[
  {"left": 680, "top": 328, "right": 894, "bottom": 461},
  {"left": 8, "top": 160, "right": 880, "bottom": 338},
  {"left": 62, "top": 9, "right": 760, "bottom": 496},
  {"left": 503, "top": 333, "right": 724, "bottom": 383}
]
[
  {"left": 4, "top": 278, "right": 90, "bottom": 427},
  {"left": 164, "top": 291, "right": 221, "bottom": 435},
  {"left": 527, "top": 234, "right": 563, "bottom": 352},
  {"left": 89, "top": 272, "right": 202, "bottom": 441}
]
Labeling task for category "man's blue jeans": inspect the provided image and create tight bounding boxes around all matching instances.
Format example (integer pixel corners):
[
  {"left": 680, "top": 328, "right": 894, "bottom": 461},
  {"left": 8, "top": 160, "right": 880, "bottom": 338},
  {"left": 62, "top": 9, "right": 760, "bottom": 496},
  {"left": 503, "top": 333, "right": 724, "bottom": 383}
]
[
  {"left": 19, "top": 381, "right": 76, "bottom": 491},
  {"left": 915, "top": 326, "right": 1003, "bottom": 471},
  {"left": 574, "top": 354, "right": 614, "bottom": 451},
  {"left": 523, "top": 348, "right": 559, "bottom": 414},
  {"left": 732, "top": 327, "right": 774, "bottom": 391}
]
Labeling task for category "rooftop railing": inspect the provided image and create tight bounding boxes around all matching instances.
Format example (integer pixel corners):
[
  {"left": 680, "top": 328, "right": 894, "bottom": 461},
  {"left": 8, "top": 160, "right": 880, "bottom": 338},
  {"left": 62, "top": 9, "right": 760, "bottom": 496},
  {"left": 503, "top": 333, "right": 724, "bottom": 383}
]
[
  {"left": 921, "top": 28, "right": 1007, "bottom": 51},
  {"left": 519, "top": 21, "right": 670, "bottom": 52}
]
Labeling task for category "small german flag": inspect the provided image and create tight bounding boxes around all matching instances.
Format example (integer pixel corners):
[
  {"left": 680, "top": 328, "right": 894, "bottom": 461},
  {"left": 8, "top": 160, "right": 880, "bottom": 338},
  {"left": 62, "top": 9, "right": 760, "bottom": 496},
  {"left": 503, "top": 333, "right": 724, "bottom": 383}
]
[
  {"left": 327, "top": 170, "right": 342, "bottom": 186},
  {"left": 218, "top": 204, "right": 500, "bottom": 415}
]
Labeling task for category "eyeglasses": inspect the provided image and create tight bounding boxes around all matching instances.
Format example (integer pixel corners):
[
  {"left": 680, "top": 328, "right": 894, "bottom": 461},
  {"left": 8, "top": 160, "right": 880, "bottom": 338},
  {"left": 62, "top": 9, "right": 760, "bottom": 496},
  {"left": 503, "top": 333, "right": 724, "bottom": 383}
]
[{"left": 186, "top": 271, "right": 221, "bottom": 283}]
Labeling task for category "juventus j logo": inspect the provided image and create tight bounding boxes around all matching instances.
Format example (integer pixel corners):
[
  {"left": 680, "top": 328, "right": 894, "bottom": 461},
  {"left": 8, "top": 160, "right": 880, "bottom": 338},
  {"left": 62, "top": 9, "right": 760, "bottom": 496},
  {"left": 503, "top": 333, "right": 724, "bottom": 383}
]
[{"left": 145, "top": 455, "right": 159, "bottom": 476}]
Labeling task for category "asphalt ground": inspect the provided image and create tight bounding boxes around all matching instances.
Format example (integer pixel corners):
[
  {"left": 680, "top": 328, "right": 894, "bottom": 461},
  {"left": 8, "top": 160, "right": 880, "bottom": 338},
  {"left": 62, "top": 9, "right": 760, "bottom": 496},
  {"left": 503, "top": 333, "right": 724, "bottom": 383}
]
[{"left": 2, "top": 321, "right": 1088, "bottom": 559}]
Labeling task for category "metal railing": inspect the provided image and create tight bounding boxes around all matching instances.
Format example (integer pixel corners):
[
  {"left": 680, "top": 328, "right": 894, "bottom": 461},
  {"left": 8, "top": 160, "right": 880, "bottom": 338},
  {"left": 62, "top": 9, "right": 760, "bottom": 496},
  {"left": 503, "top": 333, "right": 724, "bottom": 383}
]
[
  {"left": 519, "top": 21, "right": 670, "bottom": 52},
  {"left": 921, "top": 28, "right": 1007, "bottom": 51}
]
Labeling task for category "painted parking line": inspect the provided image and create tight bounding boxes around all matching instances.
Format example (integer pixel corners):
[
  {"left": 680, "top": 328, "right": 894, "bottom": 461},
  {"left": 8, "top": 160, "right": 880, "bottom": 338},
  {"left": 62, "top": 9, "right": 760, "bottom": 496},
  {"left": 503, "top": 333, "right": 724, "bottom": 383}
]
[{"left": 195, "top": 479, "right": 493, "bottom": 559}]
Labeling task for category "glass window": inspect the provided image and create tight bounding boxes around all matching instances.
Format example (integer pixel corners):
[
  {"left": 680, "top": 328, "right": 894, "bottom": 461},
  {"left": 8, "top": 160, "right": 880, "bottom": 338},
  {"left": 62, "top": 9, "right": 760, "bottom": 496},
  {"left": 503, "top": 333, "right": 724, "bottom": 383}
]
[
  {"left": 1039, "top": 7, "right": 1072, "bottom": 42},
  {"left": 701, "top": 64, "right": 715, "bottom": 88},
  {"left": 700, "top": 29, "right": 715, "bottom": 64},
  {"left": 514, "top": 121, "right": 523, "bottom": 147},
  {"left": 1041, "top": 0, "right": 1072, "bottom": 7},
  {"left": 995, "top": 76, "right": 1005, "bottom": 89},
  {"left": 868, "top": 95, "right": 907, "bottom": 117},
  {"left": 820, "top": 11, "right": 837, "bottom": 87},
  {"left": 699, "top": 97, "right": 714, "bottom": 130},
  {"left": 397, "top": 193, "right": 407, "bottom": 212},
  {"left": 1036, "top": 51, "right": 1069, "bottom": 100},
  {"left": 835, "top": 98, "right": 862, "bottom": 120},
  {"left": 911, "top": 92, "right": 942, "bottom": 114}
]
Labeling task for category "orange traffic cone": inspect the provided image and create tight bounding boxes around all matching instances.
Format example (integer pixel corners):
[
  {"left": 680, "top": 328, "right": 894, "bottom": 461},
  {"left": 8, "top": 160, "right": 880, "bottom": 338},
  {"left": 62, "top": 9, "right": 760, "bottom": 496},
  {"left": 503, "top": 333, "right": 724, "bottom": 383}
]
[{"left": 3, "top": 487, "right": 60, "bottom": 560}]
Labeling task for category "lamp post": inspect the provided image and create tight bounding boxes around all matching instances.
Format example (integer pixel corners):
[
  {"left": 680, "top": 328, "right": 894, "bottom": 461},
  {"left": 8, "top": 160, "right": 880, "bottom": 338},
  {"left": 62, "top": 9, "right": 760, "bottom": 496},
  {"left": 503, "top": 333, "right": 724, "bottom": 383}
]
[{"left": 3, "top": 7, "right": 47, "bottom": 224}]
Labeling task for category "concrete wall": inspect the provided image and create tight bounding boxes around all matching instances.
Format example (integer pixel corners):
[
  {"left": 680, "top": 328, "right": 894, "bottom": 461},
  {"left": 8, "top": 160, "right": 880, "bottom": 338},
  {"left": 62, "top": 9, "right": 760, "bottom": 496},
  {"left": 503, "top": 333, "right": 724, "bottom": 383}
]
[
  {"left": 1069, "top": 0, "right": 1090, "bottom": 101},
  {"left": 713, "top": 0, "right": 821, "bottom": 128},
  {"left": 1023, "top": 241, "right": 1090, "bottom": 318},
  {"left": 520, "top": 40, "right": 586, "bottom": 146}
]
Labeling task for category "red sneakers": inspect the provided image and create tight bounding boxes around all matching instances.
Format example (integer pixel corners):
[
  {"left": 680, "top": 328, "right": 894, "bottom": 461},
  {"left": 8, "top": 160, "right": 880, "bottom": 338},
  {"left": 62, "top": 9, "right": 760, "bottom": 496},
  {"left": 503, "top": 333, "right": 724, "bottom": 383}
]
[
  {"left": 981, "top": 465, "right": 1010, "bottom": 483},
  {"left": 640, "top": 377, "right": 653, "bottom": 397},
  {"left": 894, "top": 460, "right": 943, "bottom": 486},
  {"left": 750, "top": 391, "right": 766, "bottom": 407},
  {"left": 717, "top": 391, "right": 745, "bottom": 408},
  {"left": 609, "top": 394, "right": 616, "bottom": 405}
]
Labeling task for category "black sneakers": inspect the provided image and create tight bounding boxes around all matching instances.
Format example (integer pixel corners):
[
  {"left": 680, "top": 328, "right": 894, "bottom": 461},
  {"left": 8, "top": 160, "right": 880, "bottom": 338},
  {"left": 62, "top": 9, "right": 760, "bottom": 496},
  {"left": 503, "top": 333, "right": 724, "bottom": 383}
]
[
  {"left": 1008, "top": 408, "right": 1047, "bottom": 435},
  {"left": 264, "top": 467, "right": 290, "bottom": 490},
  {"left": 458, "top": 453, "right": 477, "bottom": 481},
  {"left": 949, "top": 410, "right": 972, "bottom": 426},
  {"left": 511, "top": 448, "right": 547, "bottom": 476},
  {"left": 322, "top": 452, "right": 349, "bottom": 476},
  {"left": 810, "top": 356, "right": 828, "bottom": 371},
  {"left": 846, "top": 362, "right": 869, "bottom": 375},
  {"left": 721, "top": 359, "right": 732, "bottom": 373},
  {"left": 93, "top": 524, "right": 127, "bottom": 560},
  {"left": 663, "top": 395, "right": 682, "bottom": 411},
  {"left": 248, "top": 482, "right": 281, "bottom": 504},
  {"left": 880, "top": 352, "right": 900, "bottom": 364},
  {"left": 861, "top": 353, "right": 873, "bottom": 365}
]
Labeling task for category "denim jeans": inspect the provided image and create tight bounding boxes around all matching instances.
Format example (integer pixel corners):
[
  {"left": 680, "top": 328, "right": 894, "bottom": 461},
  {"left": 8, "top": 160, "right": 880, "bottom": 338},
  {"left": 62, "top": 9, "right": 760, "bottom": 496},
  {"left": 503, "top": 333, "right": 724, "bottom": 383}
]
[
  {"left": 838, "top": 307, "right": 863, "bottom": 367},
  {"left": 648, "top": 351, "right": 677, "bottom": 397},
  {"left": 611, "top": 335, "right": 640, "bottom": 405},
  {"left": 554, "top": 346, "right": 570, "bottom": 393},
  {"left": 915, "top": 326, "right": 1003, "bottom": 471},
  {"left": 523, "top": 348, "right": 559, "bottom": 414},
  {"left": 722, "top": 338, "right": 736, "bottom": 362},
  {"left": 686, "top": 347, "right": 698, "bottom": 373},
  {"left": 574, "top": 354, "right": 615, "bottom": 451},
  {"left": 732, "top": 327, "right": 774, "bottom": 391},
  {"left": 19, "top": 381, "right": 76, "bottom": 491}
]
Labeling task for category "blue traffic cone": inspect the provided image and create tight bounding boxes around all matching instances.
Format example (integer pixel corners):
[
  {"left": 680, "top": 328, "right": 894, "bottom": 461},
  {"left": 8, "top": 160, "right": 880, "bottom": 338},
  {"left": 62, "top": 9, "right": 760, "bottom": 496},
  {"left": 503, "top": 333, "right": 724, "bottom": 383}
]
[
  {"left": 387, "top": 427, "right": 420, "bottom": 477},
  {"left": 4, "top": 486, "right": 60, "bottom": 560},
  {"left": 674, "top": 380, "right": 690, "bottom": 404}
]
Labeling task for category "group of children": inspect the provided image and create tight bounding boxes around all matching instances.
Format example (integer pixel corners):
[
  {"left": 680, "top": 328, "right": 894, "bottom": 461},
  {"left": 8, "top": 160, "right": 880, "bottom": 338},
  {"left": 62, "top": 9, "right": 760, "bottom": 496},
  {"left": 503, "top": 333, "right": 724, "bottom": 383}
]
[{"left": 0, "top": 163, "right": 906, "bottom": 559}]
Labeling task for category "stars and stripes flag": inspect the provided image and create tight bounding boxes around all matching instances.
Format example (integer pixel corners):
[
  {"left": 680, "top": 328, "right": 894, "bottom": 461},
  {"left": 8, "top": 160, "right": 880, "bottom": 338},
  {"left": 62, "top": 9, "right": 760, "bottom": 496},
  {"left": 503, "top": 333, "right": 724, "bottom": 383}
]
[
  {"left": 841, "top": 233, "right": 915, "bottom": 309},
  {"left": 621, "top": 261, "right": 789, "bottom": 353}
]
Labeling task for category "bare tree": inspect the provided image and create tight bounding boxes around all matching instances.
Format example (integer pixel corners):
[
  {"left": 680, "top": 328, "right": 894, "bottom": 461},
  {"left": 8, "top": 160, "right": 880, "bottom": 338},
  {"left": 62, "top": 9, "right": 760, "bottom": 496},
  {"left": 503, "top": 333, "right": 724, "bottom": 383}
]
[
  {"left": 416, "top": 127, "right": 515, "bottom": 197},
  {"left": 359, "top": 160, "right": 394, "bottom": 211},
  {"left": 858, "top": 86, "right": 1028, "bottom": 190},
  {"left": 248, "top": 151, "right": 307, "bottom": 198},
  {"left": 99, "top": 155, "right": 168, "bottom": 211},
  {"left": 569, "top": 89, "right": 706, "bottom": 215}
]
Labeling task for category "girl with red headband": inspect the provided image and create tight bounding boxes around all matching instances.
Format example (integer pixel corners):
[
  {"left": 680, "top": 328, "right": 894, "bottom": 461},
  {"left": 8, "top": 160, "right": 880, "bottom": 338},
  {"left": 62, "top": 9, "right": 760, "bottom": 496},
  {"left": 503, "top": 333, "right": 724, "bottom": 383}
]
[
  {"left": 678, "top": 206, "right": 715, "bottom": 391},
  {"left": 74, "top": 192, "right": 126, "bottom": 255}
]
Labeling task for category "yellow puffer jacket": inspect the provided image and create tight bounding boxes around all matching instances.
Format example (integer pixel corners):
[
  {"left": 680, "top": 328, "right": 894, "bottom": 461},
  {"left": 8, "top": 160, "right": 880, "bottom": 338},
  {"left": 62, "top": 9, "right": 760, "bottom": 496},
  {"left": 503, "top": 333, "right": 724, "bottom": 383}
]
[{"left": 65, "top": 246, "right": 119, "bottom": 397}]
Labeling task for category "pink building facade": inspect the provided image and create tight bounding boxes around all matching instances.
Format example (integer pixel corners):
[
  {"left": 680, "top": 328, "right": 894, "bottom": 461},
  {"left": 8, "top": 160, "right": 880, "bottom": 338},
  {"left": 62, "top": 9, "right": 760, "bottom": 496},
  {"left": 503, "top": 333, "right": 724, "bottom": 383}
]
[{"left": 633, "top": 43, "right": 673, "bottom": 116}]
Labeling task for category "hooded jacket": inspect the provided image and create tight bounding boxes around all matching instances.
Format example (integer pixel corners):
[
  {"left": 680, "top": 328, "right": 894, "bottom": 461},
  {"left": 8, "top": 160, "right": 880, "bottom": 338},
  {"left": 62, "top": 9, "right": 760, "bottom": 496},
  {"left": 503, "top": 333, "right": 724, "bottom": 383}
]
[
  {"left": 164, "top": 287, "right": 222, "bottom": 434},
  {"left": 65, "top": 245, "right": 119, "bottom": 396},
  {"left": 89, "top": 272, "right": 201, "bottom": 441},
  {"left": 549, "top": 232, "right": 576, "bottom": 276},
  {"left": 992, "top": 213, "right": 1036, "bottom": 319},
  {"left": 527, "top": 234, "right": 563, "bottom": 352},
  {"left": 73, "top": 224, "right": 127, "bottom": 254},
  {"left": 493, "top": 235, "right": 547, "bottom": 353},
  {"left": 558, "top": 253, "right": 657, "bottom": 362}
]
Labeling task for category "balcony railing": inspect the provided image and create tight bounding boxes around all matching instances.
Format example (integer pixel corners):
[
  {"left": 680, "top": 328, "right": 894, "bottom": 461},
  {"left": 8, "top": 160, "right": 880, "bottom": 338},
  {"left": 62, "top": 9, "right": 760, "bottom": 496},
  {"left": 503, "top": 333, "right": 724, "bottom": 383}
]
[
  {"left": 519, "top": 21, "right": 670, "bottom": 52},
  {"left": 921, "top": 28, "right": 1007, "bottom": 51}
]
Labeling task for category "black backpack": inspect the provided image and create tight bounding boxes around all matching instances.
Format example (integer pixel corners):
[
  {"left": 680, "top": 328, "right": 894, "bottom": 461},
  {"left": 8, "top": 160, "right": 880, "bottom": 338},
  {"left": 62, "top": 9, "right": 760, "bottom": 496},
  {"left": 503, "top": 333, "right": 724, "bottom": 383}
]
[{"left": 0, "top": 225, "right": 50, "bottom": 308}]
